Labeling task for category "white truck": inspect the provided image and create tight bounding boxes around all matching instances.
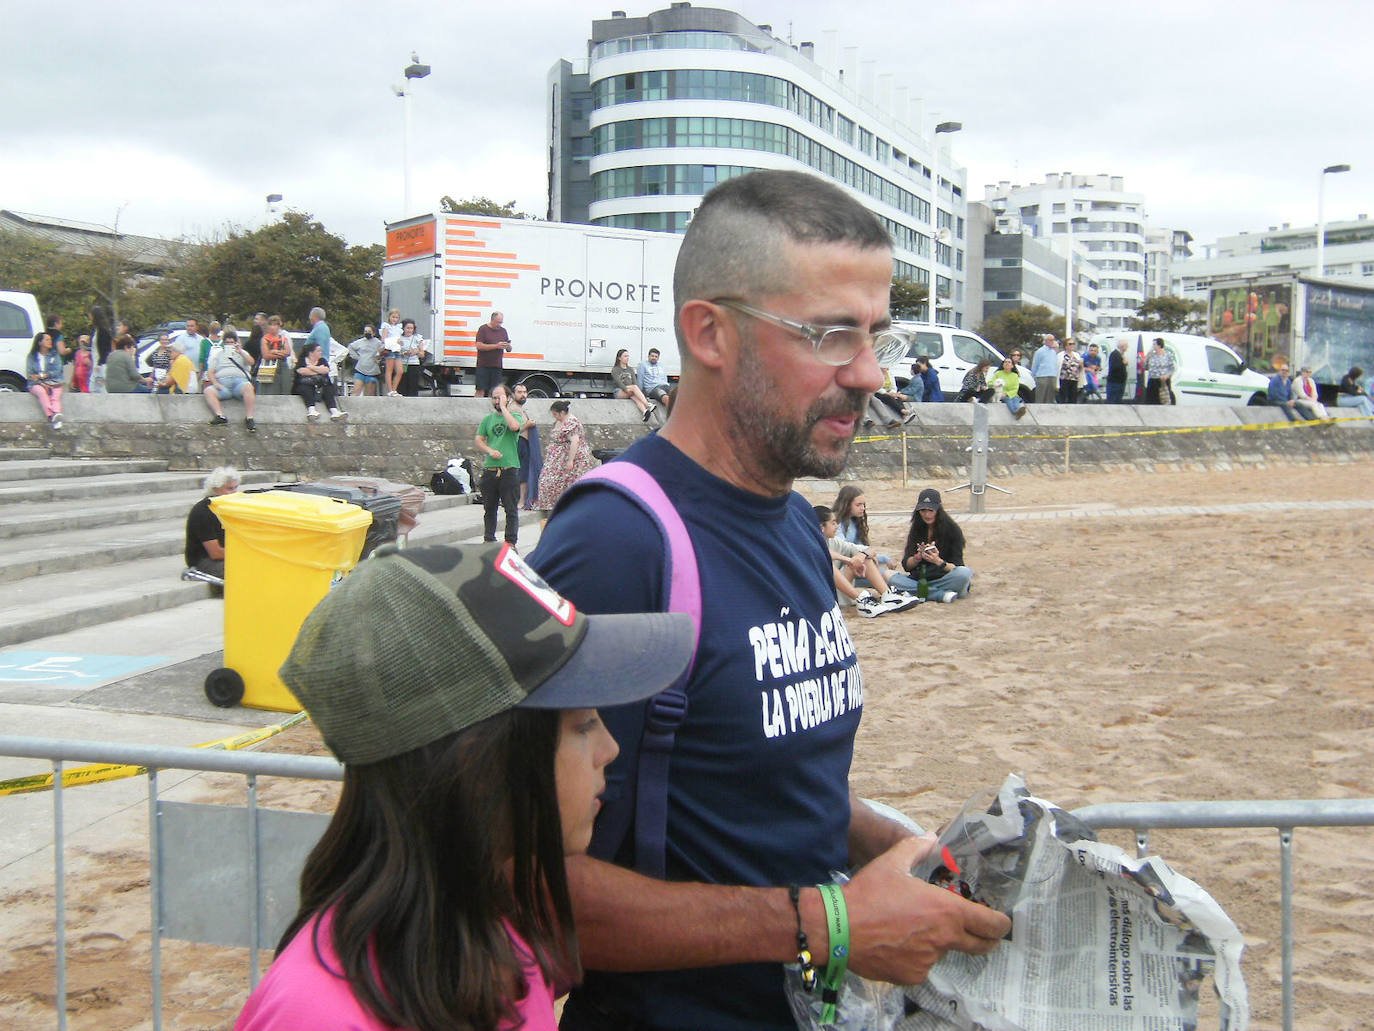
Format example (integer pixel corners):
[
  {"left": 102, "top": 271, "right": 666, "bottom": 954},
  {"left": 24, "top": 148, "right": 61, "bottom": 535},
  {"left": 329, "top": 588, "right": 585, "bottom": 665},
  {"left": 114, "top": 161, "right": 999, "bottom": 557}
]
[{"left": 381, "top": 214, "right": 682, "bottom": 396}]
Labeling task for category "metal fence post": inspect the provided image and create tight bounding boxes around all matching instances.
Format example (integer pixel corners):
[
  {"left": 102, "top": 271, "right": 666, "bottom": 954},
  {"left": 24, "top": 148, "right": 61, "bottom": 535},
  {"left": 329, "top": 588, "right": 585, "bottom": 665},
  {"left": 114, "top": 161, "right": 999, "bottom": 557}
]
[
  {"left": 53, "top": 759, "right": 67, "bottom": 1031},
  {"left": 149, "top": 768, "right": 163, "bottom": 1031}
]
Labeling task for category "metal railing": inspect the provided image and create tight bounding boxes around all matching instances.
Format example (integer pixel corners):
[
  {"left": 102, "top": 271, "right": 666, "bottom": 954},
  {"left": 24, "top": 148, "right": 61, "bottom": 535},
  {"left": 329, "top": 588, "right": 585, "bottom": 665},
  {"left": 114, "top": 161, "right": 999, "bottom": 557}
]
[
  {"left": 1073, "top": 798, "right": 1374, "bottom": 1031},
  {"left": 0, "top": 735, "right": 341, "bottom": 1031},
  {"left": 4, "top": 734, "right": 1373, "bottom": 1031}
]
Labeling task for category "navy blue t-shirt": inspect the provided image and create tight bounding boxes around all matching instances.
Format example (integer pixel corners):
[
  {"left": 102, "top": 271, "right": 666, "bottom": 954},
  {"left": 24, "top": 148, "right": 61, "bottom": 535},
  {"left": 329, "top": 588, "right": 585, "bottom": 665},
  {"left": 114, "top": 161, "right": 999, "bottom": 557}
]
[{"left": 529, "top": 433, "right": 864, "bottom": 1031}]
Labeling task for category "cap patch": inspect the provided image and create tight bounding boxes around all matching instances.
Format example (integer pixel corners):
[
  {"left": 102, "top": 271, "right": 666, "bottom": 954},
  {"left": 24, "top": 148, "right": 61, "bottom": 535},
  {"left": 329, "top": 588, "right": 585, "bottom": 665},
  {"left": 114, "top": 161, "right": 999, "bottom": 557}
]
[{"left": 496, "top": 544, "right": 576, "bottom": 626}]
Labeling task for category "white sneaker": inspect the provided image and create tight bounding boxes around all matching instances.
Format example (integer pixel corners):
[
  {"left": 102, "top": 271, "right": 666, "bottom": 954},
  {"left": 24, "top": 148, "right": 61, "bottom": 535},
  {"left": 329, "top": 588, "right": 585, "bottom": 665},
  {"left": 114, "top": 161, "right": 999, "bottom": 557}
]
[
  {"left": 642, "top": 403, "right": 656, "bottom": 422},
  {"left": 50, "top": 413, "right": 63, "bottom": 430},
  {"left": 307, "top": 408, "right": 320, "bottom": 422},
  {"left": 938, "top": 591, "right": 959, "bottom": 603},
  {"left": 855, "top": 593, "right": 883, "bottom": 618},
  {"left": 330, "top": 410, "right": 347, "bottom": 422},
  {"left": 883, "top": 587, "right": 923, "bottom": 605}
]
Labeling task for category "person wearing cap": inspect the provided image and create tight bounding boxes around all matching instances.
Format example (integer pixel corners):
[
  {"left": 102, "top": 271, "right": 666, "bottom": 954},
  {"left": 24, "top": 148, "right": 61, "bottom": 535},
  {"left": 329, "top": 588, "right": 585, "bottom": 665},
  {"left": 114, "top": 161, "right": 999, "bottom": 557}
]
[
  {"left": 531, "top": 170, "right": 1009, "bottom": 1031},
  {"left": 235, "top": 542, "right": 694, "bottom": 1031},
  {"left": 887, "top": 488, "right": 973, "bottom": 603}
]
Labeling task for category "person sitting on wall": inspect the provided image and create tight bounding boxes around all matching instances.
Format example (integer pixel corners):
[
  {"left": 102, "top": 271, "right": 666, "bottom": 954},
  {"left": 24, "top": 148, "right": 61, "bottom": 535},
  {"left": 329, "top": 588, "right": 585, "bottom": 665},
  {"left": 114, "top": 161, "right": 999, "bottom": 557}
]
[
  {"left": 185, "top": 466, "right": 240, "bottom": 585},
  {"left": 1336, "top": 366, "right": 1374, "bottom": 417},
  {"left": 1268, "top": 355, "right": 1300, "bottom": 422},
  {"left": 293, "top": 341, "right": 348, "bottom": 423},
  {"left": 956, "top": 359, "right": 995, "bottom": 403},
  {"left": 1291, "top": 367, "right": 1330, "bottom": 420},
  {"left": 203, "top": 330, "right": 258, "bottom": 429},
  {"left": 990, "top": 355, "right": 1028, "bottom": 419},
  {"left": 610, "top": 347, "right": 656, "bottom": 421},
  {"left": 105, "top": 335, "right": 154, "bottom": 393}
]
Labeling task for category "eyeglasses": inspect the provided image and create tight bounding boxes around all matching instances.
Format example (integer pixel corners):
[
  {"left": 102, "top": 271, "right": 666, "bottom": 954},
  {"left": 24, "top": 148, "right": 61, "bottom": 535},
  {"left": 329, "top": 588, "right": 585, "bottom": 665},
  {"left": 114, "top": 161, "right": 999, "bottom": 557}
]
[{"left": 712, "top": 298, "right": 912, "bottom": 368}]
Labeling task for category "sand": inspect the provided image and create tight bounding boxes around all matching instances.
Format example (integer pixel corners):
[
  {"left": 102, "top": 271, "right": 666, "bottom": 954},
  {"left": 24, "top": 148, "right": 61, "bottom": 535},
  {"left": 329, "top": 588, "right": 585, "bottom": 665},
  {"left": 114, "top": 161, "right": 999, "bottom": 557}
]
[{"left": 2, "top": 458, "right": 1372, "bottom": 1030}]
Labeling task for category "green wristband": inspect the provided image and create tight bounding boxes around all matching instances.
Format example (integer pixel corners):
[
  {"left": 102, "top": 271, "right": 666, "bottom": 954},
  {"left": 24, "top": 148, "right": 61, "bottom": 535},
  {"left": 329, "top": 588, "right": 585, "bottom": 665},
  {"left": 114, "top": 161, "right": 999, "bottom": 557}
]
[{"left": 817, "top": 883, "right": 850, "bottom": 1024}]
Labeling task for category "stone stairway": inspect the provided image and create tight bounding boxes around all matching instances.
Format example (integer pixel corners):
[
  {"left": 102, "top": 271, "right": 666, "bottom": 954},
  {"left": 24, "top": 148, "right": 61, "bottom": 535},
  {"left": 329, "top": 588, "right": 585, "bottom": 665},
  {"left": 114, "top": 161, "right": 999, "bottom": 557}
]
[{"left": 0, "top": 449, "right": 528, "bottom": 650}]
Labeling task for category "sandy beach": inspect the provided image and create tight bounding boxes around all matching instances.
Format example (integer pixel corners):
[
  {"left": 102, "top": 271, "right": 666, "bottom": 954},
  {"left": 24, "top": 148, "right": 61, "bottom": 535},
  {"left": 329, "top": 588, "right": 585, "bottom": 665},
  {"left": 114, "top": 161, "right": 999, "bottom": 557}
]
[{"left": 2, "top": 457, "right": 1372, "bottom": 1030}]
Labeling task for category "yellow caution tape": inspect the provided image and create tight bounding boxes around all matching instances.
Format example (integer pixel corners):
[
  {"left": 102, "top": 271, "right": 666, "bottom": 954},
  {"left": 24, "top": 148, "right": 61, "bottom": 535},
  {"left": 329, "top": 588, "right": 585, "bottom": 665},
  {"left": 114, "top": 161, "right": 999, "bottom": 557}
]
[
  {"left": 0, "top": 711, "right": 309, "bottom": 796},
  {"left": 854, "top": 413, "right": 1372, "bottom": 445}
]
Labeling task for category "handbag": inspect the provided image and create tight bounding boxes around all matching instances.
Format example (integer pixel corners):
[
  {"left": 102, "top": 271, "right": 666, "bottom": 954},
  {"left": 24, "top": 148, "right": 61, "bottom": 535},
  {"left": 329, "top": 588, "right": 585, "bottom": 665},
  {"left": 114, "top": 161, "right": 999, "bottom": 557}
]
[{"left": 257, "top": 359, "right": 278, "bottom": 382}]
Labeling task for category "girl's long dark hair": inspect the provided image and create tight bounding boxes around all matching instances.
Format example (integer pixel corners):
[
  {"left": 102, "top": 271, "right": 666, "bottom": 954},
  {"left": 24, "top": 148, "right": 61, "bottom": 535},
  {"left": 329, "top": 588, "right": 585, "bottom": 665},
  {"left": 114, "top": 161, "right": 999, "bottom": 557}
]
[
  {"left": 903, "top": 504, "right": 957, "bottom": 558},
  {"left": 832, "top": 485, "right": 868, "bottom": 545},
  {"left": 279, "top": 708, "right": 576, "bottom": 1031},
  {"left": 29, "top": 332, "right": 50, "bottom": 357}
]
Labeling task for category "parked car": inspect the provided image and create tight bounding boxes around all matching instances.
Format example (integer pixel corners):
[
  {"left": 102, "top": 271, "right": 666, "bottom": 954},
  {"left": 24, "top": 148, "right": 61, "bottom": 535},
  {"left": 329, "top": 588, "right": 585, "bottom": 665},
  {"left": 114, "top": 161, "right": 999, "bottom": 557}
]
[
  {"left": 1089, "top": 331, "right": 1271, "bottom": 406},
  {"left": 890, "top": 322, "right": 1035, "bottom": 400},
  {"left": 0, "top": 290, "right": 46, "bottom": 392}
]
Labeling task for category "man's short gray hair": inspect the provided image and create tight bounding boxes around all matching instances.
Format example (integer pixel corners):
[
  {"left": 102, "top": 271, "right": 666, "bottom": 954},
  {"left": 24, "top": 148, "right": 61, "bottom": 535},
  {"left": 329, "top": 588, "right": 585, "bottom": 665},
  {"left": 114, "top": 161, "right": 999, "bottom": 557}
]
[
  {"left": 672, "top": 170, "right": 891, "bottom": 356},
  {"left": 310, "top": 306, "right": 326, "bottom": 321},
  {"left": 203, "top": 466, "right": 240, "bottom": 495}
]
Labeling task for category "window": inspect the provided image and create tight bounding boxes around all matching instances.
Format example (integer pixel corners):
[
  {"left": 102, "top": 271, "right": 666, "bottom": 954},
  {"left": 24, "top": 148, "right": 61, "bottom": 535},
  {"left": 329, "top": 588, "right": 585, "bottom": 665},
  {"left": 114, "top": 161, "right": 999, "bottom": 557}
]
[
  {"left": 952, "top": 334, "right": 988, "bottom": 363},
  {"left": 1052, "top": 203, "right": 1065, "bottom": 213},
  {"left": 1206, "top": 345, "right": 1242, "bottom": 375},
  {"left": 1000, "top": 257, "right": 1020, "bottom": 267},
  {"left": 1053, "top": 222, "right": 1067, "bottom": 233},
  {"left": 1363, "top": 262, "right": 1374, "bottom": 276},
  {"left": 0, "top": 300, "right": 34, "bottom": 338},
  {"left": 906, "top": 331, "right": 943, "bottom": 359}
]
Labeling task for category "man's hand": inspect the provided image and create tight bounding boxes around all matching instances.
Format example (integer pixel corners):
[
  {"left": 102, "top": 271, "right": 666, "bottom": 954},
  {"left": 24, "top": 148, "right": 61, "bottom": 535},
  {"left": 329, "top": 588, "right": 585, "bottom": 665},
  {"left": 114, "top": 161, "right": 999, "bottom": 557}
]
[
  {"left": 842, "top": 836, "right": 1011, "bottom": 985},
  {"left": 504, "top": 341, "right": 512, "bottom": 351}
]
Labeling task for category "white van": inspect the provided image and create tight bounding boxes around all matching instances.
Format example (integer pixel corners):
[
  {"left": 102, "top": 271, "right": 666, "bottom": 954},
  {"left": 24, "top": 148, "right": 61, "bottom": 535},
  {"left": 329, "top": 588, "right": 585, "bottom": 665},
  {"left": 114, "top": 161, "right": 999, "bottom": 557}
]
[
  {"left": 890, "top": 322, "right": 1035, "bottom": 400},
  {"left": 0, "top": 291, "right": 45, "bottom": 392},
  {"left": 1089, "top": 331, "right": 1271, "bottom": 406}
]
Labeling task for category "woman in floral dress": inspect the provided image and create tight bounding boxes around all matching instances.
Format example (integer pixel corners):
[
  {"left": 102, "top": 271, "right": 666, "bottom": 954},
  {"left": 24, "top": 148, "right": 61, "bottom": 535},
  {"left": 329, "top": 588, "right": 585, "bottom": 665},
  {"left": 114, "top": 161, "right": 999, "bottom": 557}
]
[{"left": 536, "top": 400, "right": 598, "bottom": 510}]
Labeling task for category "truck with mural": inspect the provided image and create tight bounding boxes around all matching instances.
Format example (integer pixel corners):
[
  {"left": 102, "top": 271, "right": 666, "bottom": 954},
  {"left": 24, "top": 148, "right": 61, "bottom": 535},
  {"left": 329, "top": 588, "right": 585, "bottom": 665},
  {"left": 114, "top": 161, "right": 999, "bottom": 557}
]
[
  {"left": 1205, "top": 274, "right": 1374, "bottom": 396},
  {"left": 381, "top": 214, "right": 682, "bottom": 396}
]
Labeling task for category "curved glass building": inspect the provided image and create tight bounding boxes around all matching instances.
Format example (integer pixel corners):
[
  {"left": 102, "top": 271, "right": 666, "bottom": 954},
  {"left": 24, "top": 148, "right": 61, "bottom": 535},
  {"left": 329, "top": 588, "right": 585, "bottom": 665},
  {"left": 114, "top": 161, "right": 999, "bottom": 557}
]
[{"left": 548, "top": 4, "right": 968, "bottom": 323}]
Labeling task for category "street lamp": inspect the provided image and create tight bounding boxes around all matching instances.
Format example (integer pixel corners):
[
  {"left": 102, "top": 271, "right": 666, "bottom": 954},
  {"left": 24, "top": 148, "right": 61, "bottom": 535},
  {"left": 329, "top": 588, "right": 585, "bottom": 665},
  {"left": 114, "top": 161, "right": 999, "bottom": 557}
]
[
  {"left": 930, "top": 120, "right": 962, "bottom": 322},
  {"left": 265, "top": 193, "right": 282, "bottom": 220},
  {"left": 395, "top": 53, "right": 432, "bottom": 214},
  {"left": 1316, "top": 163, "right": 1351, "bottom": 277}
]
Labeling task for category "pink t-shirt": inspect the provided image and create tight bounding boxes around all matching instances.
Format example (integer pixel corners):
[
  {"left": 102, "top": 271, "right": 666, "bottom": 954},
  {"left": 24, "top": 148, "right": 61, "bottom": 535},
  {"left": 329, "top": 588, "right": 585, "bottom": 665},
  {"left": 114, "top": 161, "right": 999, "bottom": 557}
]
[{"left": 235, "top": 909, "right": 557, "bottom": 1031}]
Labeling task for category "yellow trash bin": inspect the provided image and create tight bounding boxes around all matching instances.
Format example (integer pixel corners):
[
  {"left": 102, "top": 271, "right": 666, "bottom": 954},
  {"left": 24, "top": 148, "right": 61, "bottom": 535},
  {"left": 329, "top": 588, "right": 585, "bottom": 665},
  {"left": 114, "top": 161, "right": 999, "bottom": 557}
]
[{"left": 204, "top": 490, "right": 373, "bottom": 711}]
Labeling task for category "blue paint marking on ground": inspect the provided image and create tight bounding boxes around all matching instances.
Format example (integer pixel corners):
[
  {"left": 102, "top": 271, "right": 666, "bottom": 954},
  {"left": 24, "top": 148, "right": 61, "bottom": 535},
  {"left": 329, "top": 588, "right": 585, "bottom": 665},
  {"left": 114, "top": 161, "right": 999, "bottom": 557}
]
[{"left": 0, "top": 651, "right": 173, "bottom": 688}]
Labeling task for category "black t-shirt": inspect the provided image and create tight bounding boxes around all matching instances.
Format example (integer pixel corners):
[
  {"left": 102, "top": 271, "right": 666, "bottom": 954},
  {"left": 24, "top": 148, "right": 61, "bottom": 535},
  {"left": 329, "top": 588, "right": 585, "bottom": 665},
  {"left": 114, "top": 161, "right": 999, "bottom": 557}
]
[
  {"left": 245, "top": 325, "right": 265, "bottom": 364},
  {"left": 1108, "top": 348, "right": 1128, "bottom": 383},
  {"left": 185, "top": 496, "right": 224, "bottom": 566},
  {"left": 903, "top": 516, "right": 966, "bottom": 578}
]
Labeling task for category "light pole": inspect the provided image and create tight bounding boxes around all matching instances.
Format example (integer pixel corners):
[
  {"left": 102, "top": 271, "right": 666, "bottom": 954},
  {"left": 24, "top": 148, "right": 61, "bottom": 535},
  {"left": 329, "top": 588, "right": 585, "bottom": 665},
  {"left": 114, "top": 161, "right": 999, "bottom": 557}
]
[
  {"left": 930, "top": 120, "right": 961, "bottom": 322},
  {"left": 395, "top": 54, "right": 432, "bottom": 214},
  {"left": 1316, "top": 163, "right": 1350, "bottom": 277}
]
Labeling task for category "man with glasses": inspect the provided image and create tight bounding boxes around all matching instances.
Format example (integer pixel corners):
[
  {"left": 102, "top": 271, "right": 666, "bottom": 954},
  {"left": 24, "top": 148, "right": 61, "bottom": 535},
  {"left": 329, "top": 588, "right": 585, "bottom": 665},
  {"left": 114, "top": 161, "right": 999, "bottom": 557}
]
[{"left": 532, "top": 170, "right": 1009, "bottom": 1031}]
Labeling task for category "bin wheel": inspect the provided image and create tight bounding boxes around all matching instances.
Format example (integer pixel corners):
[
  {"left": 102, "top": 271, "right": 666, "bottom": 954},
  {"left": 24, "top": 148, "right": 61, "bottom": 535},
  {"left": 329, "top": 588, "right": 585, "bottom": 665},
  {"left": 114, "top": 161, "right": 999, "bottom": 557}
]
[{"left": 205, "top": 667, "right": 245, "bottom": 708}]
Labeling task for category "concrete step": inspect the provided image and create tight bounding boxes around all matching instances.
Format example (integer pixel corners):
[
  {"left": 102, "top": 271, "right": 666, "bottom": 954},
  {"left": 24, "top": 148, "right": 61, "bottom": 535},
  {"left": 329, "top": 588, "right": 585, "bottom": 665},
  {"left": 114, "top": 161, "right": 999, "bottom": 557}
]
[
  {"left": 0, "top": 502, "right": 538, "bottom": 648},
  {"left": 0, "top": 555, "right": 207, "bottom": 650},
  {"left": 0, "top": 468, "right": 284, "bottom": 506},
  {"left": 0, "top": 489, "right": 475, "bottom": 579},
  {"left": 0, "top": 447, "right": 52, "bottom": 461},
  {"left": 0, "top": 458, "right": 169, "bottom": 482}
]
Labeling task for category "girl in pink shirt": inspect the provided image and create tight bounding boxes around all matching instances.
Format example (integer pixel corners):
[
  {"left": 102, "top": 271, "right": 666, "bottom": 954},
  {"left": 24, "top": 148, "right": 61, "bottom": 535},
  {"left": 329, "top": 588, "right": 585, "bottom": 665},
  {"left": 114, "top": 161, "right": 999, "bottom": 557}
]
[{"left": 235, "top": 543, "right": 693, "bottom": 1031}]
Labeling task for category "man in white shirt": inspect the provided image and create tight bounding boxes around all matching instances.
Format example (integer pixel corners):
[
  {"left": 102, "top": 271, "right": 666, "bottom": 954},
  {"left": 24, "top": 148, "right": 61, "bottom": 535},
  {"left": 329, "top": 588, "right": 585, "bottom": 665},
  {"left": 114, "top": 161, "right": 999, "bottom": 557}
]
[{"left": 172, "top": 317, "right": 206, "bottom": 372}]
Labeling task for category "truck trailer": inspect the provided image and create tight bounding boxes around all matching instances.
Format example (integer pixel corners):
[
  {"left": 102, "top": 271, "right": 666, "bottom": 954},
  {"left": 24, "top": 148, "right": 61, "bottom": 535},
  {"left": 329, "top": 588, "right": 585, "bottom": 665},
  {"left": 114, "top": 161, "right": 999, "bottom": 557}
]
[{"left": 382, "top": 214, "right": 682, "bottom": 396}]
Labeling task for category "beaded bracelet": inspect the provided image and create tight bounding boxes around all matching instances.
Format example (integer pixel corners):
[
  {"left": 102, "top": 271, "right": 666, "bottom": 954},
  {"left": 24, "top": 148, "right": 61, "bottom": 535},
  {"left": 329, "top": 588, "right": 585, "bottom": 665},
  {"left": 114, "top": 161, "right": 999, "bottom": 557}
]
[{"left": 787, "top": 884, "right": 817, "bottom": 991}]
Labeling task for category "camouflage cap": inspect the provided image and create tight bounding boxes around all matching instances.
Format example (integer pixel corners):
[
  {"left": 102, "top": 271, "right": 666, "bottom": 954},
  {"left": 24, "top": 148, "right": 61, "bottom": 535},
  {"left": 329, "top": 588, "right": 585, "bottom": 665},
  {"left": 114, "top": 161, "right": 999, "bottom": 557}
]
[{"left": 280, "top": 542, "right": 694, "bottom": 765}]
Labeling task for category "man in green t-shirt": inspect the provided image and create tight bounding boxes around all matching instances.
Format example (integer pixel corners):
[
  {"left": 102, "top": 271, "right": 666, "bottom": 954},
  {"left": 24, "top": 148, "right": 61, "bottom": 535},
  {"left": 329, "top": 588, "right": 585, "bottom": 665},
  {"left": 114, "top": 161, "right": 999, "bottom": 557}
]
[{"left": 474, "top": 383, "right": 526, "bottom": 545}]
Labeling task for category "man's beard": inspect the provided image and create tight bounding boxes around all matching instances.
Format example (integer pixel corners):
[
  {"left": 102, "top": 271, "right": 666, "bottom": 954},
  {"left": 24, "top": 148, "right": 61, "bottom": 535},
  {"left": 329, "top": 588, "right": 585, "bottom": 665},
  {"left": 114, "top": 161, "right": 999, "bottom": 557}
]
[{"left": 727, "top": 345, "right": 867, "bottom": 481}]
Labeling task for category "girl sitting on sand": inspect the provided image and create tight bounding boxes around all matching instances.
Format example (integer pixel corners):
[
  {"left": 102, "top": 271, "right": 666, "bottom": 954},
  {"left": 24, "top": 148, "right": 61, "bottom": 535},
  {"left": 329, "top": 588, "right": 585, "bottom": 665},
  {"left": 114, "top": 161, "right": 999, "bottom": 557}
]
[{"left": 235, "top": 543, "right": 692, "bottom": 1031}]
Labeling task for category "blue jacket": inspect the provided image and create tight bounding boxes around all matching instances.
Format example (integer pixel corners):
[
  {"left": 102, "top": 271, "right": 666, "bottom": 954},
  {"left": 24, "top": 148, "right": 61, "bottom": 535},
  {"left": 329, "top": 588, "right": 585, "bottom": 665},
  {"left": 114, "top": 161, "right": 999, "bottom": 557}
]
[
  {"left": 919, "top": 365, "right": 944, "bottom": 402},
  {"left": 1268, "top": 373, "right": 1293, "bottom": 404},
  {"left": 27, "top": 351, "right": 63, "bottom": 383}
]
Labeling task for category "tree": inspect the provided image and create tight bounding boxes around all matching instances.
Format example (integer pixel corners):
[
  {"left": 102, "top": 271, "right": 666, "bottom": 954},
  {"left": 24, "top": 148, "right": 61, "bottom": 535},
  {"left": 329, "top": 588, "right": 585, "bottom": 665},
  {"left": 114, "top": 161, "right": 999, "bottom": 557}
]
[
  {"left": 889, "top": 277, "right": 929, "bottom": 320},
  {"left": 977, "top": 305, "right": 1062, "bottom": 352},
  {"left": 439, "top": 195, "right": 534, "bottom": 219},
  {"left": 1129, "top": 295, "right": 1206, "bottom": 333},
  {"left": 166, "top": 211, "right": 385, "bottom": 333}
]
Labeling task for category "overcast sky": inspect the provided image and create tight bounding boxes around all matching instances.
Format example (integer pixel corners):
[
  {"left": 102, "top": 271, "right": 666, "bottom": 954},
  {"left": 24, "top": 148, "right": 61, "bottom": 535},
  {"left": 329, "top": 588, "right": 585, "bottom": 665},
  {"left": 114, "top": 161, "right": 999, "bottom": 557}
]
[{"left": 8, "top": 0, "right": 1370, "bottom": 253}]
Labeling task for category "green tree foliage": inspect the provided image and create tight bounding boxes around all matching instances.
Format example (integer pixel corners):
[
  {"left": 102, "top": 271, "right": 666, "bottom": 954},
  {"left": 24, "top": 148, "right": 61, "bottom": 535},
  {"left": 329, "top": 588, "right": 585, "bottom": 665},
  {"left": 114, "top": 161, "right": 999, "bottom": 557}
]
[
  {"left": 1129, "top": 295, "right": 1206, "bottom": 333},
  {"left": 439, "top": 195, "right": 533, "bottom": 219},
  {"left": 167, "top": 212, "right": 385, "bottom": 333},
  {"left": 889, "top": 277, "right": 929, "bottom": 320},
  {"left": 977, "top": 305, "right": 1062, "bottom": 352},
  {"left": 0, "top": 229, "right": 169, "bottom": 335}
]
